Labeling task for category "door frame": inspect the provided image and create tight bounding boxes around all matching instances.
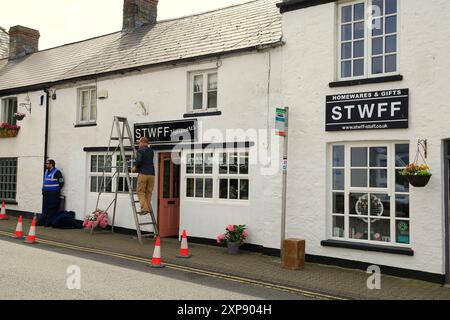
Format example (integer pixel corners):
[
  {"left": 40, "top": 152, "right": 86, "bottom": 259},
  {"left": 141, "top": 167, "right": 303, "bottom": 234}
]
[
  {"left": 157, "top": 152, "right": 181, "bottom": 237},
  {"left": 444, "top": 140, "right": 450, "bottom": 284}
]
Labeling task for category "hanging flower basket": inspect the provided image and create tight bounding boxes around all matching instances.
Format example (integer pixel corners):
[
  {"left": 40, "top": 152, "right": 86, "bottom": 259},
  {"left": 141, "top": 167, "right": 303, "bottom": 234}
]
[
  {"left": 399, "top": 140, "right": 432, "bottom": 188},
  {"left": 406, "top": 174, "right": 432, "bottom": 187},
  {"left": 14, "top": 113, "right": 26, "bottom": 121}
]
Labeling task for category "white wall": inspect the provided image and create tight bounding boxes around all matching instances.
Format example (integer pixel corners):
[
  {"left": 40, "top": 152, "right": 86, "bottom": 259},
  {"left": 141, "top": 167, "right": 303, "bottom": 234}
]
[
  {"left": 15, "top": 49, "right": 284, "bottom": 248},
  {"left": 281, "top": 0, "right": 450, "bottom": 274}
]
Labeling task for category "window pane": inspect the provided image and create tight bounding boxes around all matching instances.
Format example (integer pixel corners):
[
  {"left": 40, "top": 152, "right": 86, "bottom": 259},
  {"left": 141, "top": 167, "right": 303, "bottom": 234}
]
[
  {"left": 350, "top": 193, "right": 368, "bottom": 216},
  {"left": 349, "top": 217, "right": 368, "bottom": 240},
  {"left": 352, "top": 169, "right": 368, "bottom": 187},
  {"left": 396, "top": 220, "right": 410, "bottom": 244},
  {"left": 186, "top": 154, "right": 194, "bottom": 174},
  {"left": 351, "top": 147, "right": 367, "bottom": 167},
  {"left": 333, "top": 169, "right": 345, "bottom": 190},
  {"left": 208, "top": 73, "right": 217, "bottom": 90},
  {"left": 219, "top": 153, "right": 228, "bottom": 174},
  {"left": 229, "top": 153, "right": 238, "bottom": 174},
  {"left": 385, "top": 35, "right": 397, "bottom": 53},
  {"left": 186, "top": 178, "right": 194, "bottom": 197},
  {"left": 372, "top": 18, "right": 383, "bottom": 36},
  {"left": 386, "top": 0, "right": 397, "bottom": 14},
  {"left": 353, "top": 22, "right": 365, "bottom": 39},
  {"left": 353, "top": 59, "right": 364, "bottom": 77},
  {"left": 81, "top": 105, "right": 88, "bottom": 121},
  {"left": 90, "top": 90, "right": 97, "bottom": 121},
  {"left": 395, "top": 144, "right": 410, "bottom": 167},
  {"left": 207, "top": 92, "right": 217, "bottom": 109},
  {"left": 205, "top": 179, "right": 213, "bottom": 198},
  {"left": 385, "top": 54, "right": 397, "bottom": 73},
  {"left": 333, "top": 145, "right": 345, "bottom": 167},
  {"left": 396, "top": 195, "right": 410, "bottom": 218},
  {"left": 341, "top": 24, "right": 352, "bottom": 41},
  {"left": 370, "top": 169, "right": 387, "bottom": 188},
  {"left": 372, "top": 56, "right": 383, "bottom": 74},
  {"left": 240, "top": 179, "right": 249, "bottom": 200},
  {"left": 333, "top": 216, "right": 345, "bottom": 238},
  {"left": 370, "top": 194, "right": 390, "bottom": 217},
  {"left": 370, "top": 147, "right": 387, "bottom": 167},
  {"left": 195, "top": 178, "right": 204, "bottom": 198},
  {"left": 204, "top": 153, "right": 213, "bottom": 174},
  {"left": 90, "top": 155, "right": 97, "bottom": 173},
  {"left": 193, "top": 75, "right": 203, "bottom": 92},
  {"left": 372, "top": 37, "right": 383, "bottom": 55},
  {"left": 219, "top": 179, "right": 228, "bottom": 199},
  {"left": 193, "top": 93, "right": 203, "bottom": 110},
  {"left": 239, "top": 153, "right": 249, "bottom": 174},
  {"left": 353, "top": 40, "right": 364, "bottom": 58},
  {"left": 353, "top": 3, "right": 365, "bottom": 20},
  {"left": 333, "top": 192, "right": 345, "bottom": 214},
  {"left": 230, "top": 179, "right": 239, "bottom": 200},
  {"left": 395, "top": 170, "right": 409, "bottom": 193},
  {"left": 163, "top": 160, "right": 171, "bottom": 198},
  {"left": 341, "top": 61, "right": 352, "bottom": 78},
  {"left": 341, "top": 5, "right": 352, "bottom": 23},
  {"left": 341, "top": 43, "right": 352, "bottom": 60},
  {"left": 194, "top": 154, "right": 203, "bottom": 174},
  {"left": 90, "top": 176, "right": 97, "bottom": 192},
  {"left": 370, "top": 219, "right": 390, "bottom": 242},
  {"left": 98, "top": 155, "right": 105, "bottom": 172},
  {"left": 372, "top": 0, "right": 383, "bottom": 17},
  {"left": 385, "top": 15, "right": 397, "bottom": 34},
  {"left": 104, "top": 177, "right": 112, "bottom": 193}
]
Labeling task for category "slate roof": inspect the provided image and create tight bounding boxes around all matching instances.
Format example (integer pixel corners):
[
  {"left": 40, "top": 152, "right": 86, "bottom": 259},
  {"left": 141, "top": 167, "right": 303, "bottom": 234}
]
[
  {"left": 0, "top": 0, "right": 282, "bottom": 94},
  {"left": 0, "top": 28, "right": 8, "bottom": 60}
]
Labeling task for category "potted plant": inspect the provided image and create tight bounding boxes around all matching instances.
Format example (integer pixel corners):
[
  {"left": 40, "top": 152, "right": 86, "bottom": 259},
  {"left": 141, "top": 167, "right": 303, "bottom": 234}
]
[
  {"left": 83, "top": 210, "right": 109, "bottom": 230},
  {"left": 399, "top": 163, "right": 432, "bottom": 187},
  {"left": 14, "top": 112, "right": 26, "bottom": 121},
  {"left": 217, "top": 224, "right": 248, "bottom": 254},
  {"left": 0, "top": 123, "right": 21, "bottom": 138}
]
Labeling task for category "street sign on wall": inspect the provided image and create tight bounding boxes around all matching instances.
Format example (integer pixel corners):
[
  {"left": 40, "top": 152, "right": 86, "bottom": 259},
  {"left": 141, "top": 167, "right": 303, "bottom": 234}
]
[{"left": 326, "top": 89, "right": 409, "bottom": 131}]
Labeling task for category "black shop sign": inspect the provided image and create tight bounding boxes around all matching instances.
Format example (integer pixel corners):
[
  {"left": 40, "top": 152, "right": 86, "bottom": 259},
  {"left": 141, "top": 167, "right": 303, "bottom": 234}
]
[
  {"left": 326, "top": 89, "right": 409, "bottom": 131},
  {"left": 134, "top": 119, "right": 198, "bottom": 143}
]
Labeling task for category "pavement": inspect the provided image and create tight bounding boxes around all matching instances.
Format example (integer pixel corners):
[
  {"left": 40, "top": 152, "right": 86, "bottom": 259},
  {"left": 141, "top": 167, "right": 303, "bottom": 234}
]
[{"left": 1, "top": 216, "right": 450, "bottom": 300}]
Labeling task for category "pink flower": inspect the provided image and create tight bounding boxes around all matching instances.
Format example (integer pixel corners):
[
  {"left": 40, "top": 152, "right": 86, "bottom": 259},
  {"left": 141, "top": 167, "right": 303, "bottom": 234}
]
[
  {"left": 83, "top": 220, "right": 88, "bottom": 228},
  {"left": 242, "top": 230, "right": 248, "bottom": 237},
  {"left": 87, "top": 221, "right": 93, "bottom": 229},
  {"left": 100, "top": 220, "right": 108, "bottom": 229},
  {"left": 216, "top": 234, "right": 225, "bottom": 244},
  {"left": 226, "top": 225, "right": 235, "bottom": 232}
]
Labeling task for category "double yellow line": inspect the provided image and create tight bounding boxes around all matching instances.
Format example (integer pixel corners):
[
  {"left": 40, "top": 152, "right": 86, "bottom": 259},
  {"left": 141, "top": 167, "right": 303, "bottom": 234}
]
[{"left": 0, "top": 230, "right": 346, "bottom": 300}]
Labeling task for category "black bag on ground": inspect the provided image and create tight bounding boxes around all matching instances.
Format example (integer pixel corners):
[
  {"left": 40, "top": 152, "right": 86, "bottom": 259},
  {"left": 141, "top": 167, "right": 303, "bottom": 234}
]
[{"left": 51, "top": 210, "right": 83, "bottom": 229}]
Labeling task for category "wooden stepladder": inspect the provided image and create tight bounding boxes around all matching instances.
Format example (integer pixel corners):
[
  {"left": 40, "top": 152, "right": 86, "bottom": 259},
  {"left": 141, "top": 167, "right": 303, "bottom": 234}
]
[{"left": 93, "top": 116, "right": 158, "bottom": 245}]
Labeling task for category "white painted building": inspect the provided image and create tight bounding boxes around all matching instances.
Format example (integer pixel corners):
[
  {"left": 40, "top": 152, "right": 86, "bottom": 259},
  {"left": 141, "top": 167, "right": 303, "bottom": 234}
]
[
  {"left": 1, "top": 0, "right": 450, "bottom": 284},
  {"left": 278, "top": 0, "right": 450, "bottom": 283}
]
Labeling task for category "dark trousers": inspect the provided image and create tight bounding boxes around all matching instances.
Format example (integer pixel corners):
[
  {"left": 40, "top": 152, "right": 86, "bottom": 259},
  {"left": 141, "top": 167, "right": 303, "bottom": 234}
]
[{"left": 39, "top": 191, "right": 60, "bottom": 227}]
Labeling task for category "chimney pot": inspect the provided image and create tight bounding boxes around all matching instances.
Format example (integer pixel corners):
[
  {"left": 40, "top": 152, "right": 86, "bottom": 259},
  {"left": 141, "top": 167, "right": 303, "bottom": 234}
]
[
  {"left": 123, "top": 0, "right": 159, "bottom": 31},
  {"left": 9, "top": 25, "right": 40, "bottom": 59}
]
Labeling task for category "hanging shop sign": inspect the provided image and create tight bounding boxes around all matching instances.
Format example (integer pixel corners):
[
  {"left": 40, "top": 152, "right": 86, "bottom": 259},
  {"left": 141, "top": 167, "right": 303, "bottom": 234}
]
[
  {"left": 275, "top": 107, "right": 287, "bottom": 136},
  {"left": 134, "top": 119, "right": 198, "bottom": 143},
  {"left": 326, "top": 89, "right": 409, "bottom": 131}
]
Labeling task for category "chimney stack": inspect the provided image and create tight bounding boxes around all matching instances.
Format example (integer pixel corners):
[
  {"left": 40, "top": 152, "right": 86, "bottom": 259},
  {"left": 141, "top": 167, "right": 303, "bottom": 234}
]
[
  {"left": 123, "top": 0, "right": 158, "bottom": 31},
  {"left": 9, "top": 25, "right": 40, "bottom": 60}
]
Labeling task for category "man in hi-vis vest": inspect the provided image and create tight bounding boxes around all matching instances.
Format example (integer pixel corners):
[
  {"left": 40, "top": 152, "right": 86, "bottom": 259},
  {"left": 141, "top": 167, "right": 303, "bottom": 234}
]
[{"left": 39, "top": 159, "right": 64, "bottom": 227}]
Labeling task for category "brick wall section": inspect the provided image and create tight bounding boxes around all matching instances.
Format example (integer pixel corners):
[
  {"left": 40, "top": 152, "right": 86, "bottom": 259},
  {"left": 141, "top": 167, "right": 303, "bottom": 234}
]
[
  {"left": 0, "top": 28, "right": 8, "bottom": 59},
  {"left": 8, "top": 25, "right": 40, "bottom": 59},
  {"left": 123, "top": 0, "right": 158, "bottom": 30}
]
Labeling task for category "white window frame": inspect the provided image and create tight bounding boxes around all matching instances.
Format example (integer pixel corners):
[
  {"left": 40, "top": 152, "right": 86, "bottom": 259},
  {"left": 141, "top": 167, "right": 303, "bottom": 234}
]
[
  {"left": 77, "top": 87, "right": 97, "bottom": 124},
  {"left": 185, "top": 151, "right": 214, "bottom": 199},
  {"left": 1, "top": 97, "right": 18, "bottom": 125},
  {"left": 183, "top": 148, "right": 250, "bottom": 202},
  {"left": 189, "top": 70, "right": 218, "bottom": 112},
  {"left": 88, "top": 153, "right": 137, "bottom": 194},
  {"left": 329, "top": 141, "right": 411, "bottom": 247},
  {"left": 0, "top": 158, "right": 18, "bottom": 201},
  {"left": 337, "top": 0, "right": 400, "bottom": 81}
]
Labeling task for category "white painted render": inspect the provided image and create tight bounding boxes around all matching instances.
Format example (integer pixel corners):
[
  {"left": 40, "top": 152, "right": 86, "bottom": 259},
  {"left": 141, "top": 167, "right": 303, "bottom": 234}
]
[
  {"left": 280, "top": 0, "right": 450, "bottom": 275},
  {"left": 0, "top": 49, "right": 285, "bottom": 250}
]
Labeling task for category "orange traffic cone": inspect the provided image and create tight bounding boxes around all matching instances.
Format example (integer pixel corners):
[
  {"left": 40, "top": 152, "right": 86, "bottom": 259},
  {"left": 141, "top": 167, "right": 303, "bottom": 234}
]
[
  {"left": 13, "top": 216, "right": 24, "bottom": 239},
  {"left": 177, "top": 230, "right": 192, "bottom": 259},
  {"left": 151, "top": 237, "right": 165, "bottom": 268},
  {"left": 0, "top": 201, "right": 8, "bottom": 220},
  {"left": 25, "top": 217, "right": 38, "bottom": 244}
]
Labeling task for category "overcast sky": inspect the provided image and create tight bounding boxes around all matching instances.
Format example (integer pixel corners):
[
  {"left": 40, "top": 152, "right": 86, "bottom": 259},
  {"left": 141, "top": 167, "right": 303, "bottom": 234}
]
[{"left": 1, "top": 0, "right": 250, "bottom": 50}]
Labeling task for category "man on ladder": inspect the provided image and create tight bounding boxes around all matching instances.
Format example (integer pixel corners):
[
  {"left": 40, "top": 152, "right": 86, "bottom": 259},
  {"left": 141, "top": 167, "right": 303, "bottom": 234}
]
[{"left": 132, "top": 137, "right": 155, "bottom": 216}]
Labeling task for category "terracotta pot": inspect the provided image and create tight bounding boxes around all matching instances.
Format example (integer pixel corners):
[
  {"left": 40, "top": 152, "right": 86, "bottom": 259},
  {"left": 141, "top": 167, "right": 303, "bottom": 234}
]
[
  {"left": 227, "top": 241, "right": 240, "bottom": 255},
  {"left": 407, "top": 174, "right": 432, "bottom": 187}
]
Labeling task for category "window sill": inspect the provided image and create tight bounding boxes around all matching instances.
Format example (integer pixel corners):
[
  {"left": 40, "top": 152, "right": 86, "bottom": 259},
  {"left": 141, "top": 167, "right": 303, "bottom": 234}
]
[
  {"left": 183, "top": 111, "right": 222, "bottom": 118},
  {"left": 321, "top": 239, "right": 414, "bottom": 256},
  {"left": 329, "top": 75, "right": 403, "bottom": 88},
  {"left": 1, "top": 200, "right": 18, "bottom": 205},
  {"left": 74, "top": 123, "right": 97, "bottom": 128}
]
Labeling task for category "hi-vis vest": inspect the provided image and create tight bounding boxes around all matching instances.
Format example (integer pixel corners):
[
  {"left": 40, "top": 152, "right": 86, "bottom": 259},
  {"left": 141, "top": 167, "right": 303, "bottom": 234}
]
[{"left": 43, "top": 168, "right": 61, "bottom": 192}]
